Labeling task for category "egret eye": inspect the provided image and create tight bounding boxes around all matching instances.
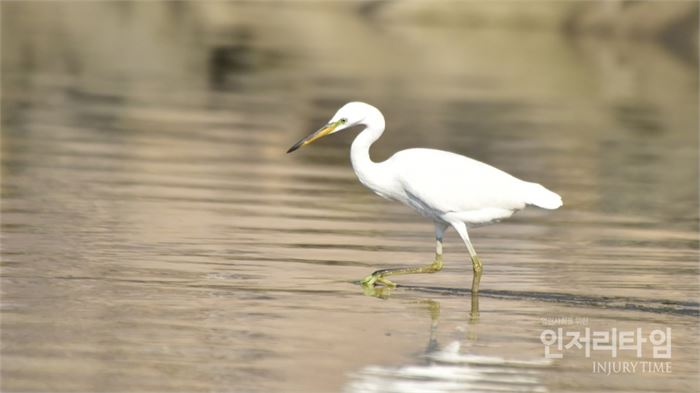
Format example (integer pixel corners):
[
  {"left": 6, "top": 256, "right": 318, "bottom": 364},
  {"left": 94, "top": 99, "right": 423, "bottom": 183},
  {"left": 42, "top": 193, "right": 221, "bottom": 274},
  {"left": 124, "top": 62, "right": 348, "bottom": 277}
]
[{"left": 340, "top": 118, "right": 348, "bottom": 124}]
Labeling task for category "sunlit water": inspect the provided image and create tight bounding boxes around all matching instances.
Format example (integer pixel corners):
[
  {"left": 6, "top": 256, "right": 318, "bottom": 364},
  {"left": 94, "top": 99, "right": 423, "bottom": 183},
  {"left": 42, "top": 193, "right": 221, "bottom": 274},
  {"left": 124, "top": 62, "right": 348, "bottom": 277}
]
[{"left": 2, "top": 3, "right": 699, "bottom": 392}]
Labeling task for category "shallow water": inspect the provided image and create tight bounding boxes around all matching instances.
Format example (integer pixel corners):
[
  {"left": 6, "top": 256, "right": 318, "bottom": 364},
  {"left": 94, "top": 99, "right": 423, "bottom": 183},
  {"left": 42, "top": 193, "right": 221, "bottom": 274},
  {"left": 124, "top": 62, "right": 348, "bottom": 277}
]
[{"left": 2, "top": 2, "right": 699, "bottom": 392}]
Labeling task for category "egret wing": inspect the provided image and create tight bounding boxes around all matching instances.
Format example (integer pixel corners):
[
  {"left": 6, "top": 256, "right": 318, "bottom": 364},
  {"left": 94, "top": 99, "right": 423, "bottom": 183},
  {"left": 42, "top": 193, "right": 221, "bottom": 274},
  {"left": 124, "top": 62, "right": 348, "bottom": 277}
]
[{"left": 389, "top": 148, "right": 528, "bottom": 215}]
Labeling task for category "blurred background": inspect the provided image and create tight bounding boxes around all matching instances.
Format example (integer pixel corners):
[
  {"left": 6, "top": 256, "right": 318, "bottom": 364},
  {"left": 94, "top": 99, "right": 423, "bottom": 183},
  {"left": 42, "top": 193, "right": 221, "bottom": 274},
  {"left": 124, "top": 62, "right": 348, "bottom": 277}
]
[{"left": 2, "top": 1, "right": 698, "bottom": 392}]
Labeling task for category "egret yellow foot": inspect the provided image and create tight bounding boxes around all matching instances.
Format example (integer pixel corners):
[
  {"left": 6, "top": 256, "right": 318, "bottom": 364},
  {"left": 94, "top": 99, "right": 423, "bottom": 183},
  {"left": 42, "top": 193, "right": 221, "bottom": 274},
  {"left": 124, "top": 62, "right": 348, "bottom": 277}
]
[
  {"left": 360, "top": 272, "right": 397, "bottom": 288},
  {"left": 360, "top": 257, "right": 444, "bottom": 288}
]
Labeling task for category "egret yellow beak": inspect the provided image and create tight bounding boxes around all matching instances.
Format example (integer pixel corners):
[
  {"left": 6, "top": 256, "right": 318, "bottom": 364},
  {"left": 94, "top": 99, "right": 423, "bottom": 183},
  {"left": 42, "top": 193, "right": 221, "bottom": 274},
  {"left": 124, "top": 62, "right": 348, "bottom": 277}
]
[{"left": 287, "top": 120, "right": 341, "bottom": 153}]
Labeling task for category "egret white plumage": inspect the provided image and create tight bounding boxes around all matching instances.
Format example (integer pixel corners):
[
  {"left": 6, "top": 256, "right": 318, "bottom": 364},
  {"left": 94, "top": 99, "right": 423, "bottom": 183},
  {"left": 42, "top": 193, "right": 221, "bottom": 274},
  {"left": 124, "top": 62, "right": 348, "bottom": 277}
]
[{"left": 287, "top": 102, "right": 562, "bottom": 292}]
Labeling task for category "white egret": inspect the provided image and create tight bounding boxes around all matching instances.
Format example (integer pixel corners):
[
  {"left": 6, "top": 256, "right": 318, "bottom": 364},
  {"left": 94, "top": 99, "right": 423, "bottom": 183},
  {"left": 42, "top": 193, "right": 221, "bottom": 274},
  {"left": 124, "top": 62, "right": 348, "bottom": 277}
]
[{"left": 287, "top": 102, "right": 562, "bottom": 292}]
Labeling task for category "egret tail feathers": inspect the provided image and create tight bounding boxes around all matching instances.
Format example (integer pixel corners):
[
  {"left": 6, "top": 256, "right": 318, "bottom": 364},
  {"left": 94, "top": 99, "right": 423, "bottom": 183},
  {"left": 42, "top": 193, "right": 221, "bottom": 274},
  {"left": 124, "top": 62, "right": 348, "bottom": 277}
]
[{"left": 523, "top": 182, "right": 562, "bottom": 210}]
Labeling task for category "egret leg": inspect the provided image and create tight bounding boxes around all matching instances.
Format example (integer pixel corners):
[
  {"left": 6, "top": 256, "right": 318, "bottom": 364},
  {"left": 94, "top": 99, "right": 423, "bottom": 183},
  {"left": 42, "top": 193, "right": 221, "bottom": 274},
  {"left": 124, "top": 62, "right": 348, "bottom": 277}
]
[
  {"left": 449, "top": 221, "right": 483, "bottom": 276},
  {"left": 361, "top": 222, "right": 448, "bottom": 288},
  {"left": 449, "top": 221, "right": 483, "bottom": 318}
]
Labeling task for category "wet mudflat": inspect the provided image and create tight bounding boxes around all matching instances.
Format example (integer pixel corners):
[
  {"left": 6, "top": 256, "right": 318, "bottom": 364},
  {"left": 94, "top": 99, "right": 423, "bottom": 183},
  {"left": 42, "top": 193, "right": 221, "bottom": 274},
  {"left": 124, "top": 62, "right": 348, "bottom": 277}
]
[{"left": 2, "top": 2, "right": 698, "bottom": 392}]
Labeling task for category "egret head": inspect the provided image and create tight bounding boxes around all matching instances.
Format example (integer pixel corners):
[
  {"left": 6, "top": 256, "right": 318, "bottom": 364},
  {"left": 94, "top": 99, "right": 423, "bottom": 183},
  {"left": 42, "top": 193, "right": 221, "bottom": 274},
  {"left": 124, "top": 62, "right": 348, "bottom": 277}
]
[{"left": 286, "top": 102, "right": 380, "bottom": 153}]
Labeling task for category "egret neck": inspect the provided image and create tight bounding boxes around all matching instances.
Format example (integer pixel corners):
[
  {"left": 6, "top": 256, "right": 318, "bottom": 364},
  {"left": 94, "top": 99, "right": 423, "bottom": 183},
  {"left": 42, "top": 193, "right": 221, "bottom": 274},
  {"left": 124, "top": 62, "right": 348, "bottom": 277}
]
[{"left": 350, "top": 109, "right": 390, "bottom": 196}]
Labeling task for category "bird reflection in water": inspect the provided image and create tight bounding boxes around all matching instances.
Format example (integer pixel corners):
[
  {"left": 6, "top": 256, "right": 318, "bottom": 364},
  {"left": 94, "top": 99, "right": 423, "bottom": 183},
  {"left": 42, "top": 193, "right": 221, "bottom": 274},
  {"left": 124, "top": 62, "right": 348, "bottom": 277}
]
[
  {"left": 361, "top": 284, "right": 480, "bottom": 323},
  {"left": 344, "top": 297, "right": 550, "bottom": 393}
]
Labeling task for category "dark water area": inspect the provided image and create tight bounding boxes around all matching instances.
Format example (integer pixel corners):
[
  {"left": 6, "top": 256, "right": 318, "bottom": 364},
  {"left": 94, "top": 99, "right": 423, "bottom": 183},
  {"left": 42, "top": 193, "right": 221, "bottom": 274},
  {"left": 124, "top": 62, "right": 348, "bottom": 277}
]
[{"left": 2, "top": 2, "right": 699, "bottom": 392}]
